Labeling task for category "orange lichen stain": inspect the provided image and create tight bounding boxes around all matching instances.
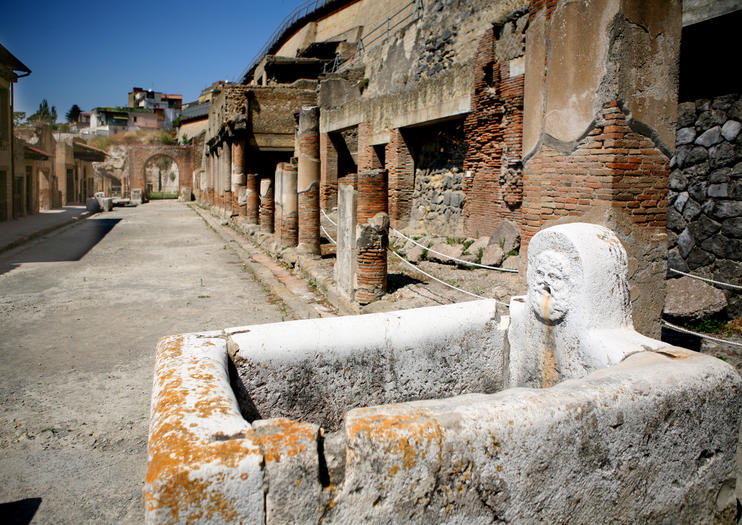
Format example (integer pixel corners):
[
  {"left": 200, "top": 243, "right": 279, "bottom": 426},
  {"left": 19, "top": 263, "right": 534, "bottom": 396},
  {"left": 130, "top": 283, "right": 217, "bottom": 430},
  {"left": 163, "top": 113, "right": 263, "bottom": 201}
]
[
  {"left": 249, "top": 418, "right": 316, "bottom": 464},
  {"left": 145, "top": 336, "right": 258, "bottom": 522},
  {"left": 240, "top": 473, "right": 249, "bottom": 480},
  {"left": 295, "top": 479, "right": 302, "bottom": 486},
  {"left": 347, "top": 409, "right": 443, "bottom": 470},
  {"left": 389, "top": 465, "right": 400, "bottom": 477}
]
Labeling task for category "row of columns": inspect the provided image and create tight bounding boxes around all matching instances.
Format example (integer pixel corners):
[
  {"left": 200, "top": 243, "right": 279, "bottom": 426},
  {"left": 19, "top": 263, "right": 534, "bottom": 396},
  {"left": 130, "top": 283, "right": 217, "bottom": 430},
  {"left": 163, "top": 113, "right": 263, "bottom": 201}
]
[{"left": 200, "top": 108, "right": 389, "bottom": 305}]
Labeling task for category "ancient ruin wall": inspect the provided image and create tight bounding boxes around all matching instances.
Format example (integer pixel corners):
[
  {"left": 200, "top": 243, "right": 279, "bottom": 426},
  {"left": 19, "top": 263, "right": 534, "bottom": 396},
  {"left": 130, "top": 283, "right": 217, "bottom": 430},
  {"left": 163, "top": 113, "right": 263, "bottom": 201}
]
[
  {"left": 463, "top": 14, "right": 527, "bottom": 237},
  {"left": 667, "top": 93, "right": 742, "bottom": 316}
]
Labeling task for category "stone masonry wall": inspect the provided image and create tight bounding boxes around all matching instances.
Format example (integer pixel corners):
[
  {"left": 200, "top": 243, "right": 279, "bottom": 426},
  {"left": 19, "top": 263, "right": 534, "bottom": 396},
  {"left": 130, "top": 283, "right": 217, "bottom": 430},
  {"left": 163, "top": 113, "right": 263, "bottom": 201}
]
[
  {"left": 408, "top": 119, "right": 467, "bottom": 235},
  {"left": 668, "top": 93, "right": 742, "bottom": 316}
]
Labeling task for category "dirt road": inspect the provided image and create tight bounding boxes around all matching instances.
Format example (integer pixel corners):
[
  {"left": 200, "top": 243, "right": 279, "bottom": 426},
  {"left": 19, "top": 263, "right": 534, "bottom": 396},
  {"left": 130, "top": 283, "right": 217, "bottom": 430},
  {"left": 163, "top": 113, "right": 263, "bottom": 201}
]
[{"left": 0, "top": 200, "right": 287, "bottom": 523}]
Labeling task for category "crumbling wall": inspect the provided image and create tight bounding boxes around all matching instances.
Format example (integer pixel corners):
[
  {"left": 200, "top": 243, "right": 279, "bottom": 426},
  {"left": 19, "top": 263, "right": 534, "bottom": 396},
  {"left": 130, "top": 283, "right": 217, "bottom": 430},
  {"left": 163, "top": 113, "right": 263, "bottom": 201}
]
[
  {"left": 668, "top": 93, "right": 742, "bottom": 316},
  {"left": 463, "top": 13, "right": 527, "bottom": 237}
]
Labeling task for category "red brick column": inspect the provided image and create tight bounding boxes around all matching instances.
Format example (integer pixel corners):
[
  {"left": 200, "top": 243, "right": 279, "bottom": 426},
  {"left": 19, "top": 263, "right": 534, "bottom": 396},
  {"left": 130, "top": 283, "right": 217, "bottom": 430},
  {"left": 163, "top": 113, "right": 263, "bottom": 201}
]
[
  {"left": 355, "top": 168, "right": 389, "bottom": 305},
  {"left": 297, "top": 106, "right": 321, "bottom": 255},
  {"left": 245, "top": 173, "right": 259, "bottom": 223},
  {"left": 357, "top": 121, "right": 383, "bottom": 172},
  {"left": 357, "top": 169, "right": 388, "bottom": 223},
  {"left": 223, "top": 141, "right": 232, "bottom": 215},
  {"left": 280, "top": 163, "right": 298, "bottom": 247},
  {"left": 385, "top": 129, "right": 414, "bottom": 229},
  {"left": 231, "top": 138, "right": 246, "bottom": 217},
  {"left": 259, "top": 177, "right": 274, "bottom": 233},
  {"left": 320, "top": 132, "right": 338, "bottom": 210},
  {"left": 355, "top": 213, "right": 389, "bottom": 305}
]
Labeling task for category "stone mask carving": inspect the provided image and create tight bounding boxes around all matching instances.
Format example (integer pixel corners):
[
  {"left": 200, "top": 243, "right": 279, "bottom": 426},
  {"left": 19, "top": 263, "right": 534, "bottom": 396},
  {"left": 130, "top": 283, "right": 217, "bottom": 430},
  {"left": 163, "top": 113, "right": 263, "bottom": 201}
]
[
  {"left": 508, "top": 223, "right": 665, "bottom": 388},
  {"left": 527, "top": 250, "right": 572, "bottom": 323}
]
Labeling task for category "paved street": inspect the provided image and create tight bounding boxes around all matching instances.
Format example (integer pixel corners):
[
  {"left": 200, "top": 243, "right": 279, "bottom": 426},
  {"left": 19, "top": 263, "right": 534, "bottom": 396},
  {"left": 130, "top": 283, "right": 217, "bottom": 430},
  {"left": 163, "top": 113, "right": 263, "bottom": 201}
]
[{"left": 0, "top": 201, "right": 287, "bottom": 523}]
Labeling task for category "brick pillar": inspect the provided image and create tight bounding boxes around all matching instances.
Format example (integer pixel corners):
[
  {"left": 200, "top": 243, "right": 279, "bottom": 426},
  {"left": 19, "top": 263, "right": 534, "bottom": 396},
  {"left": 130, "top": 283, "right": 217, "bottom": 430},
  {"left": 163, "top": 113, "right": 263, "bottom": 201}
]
[
  {"left": 215, "top": 146, "right": 222, "bottom": 209},
  {"left": 259, "top": 177, "right": 274, "bottom": 233},
  {"left": 232, "top": 138, "right": 246, "bottom": 216},
  {"left": 357, "top": 169, "right": 388, "bottom": 223},
  {"left": 357, "top": 121, "right": 383, "bottom": 172},
  {"left": 280, "top": 163, "right": 298, "bottom": 247},
  {"left": 355, "top": 168, "right": 389, "bottom": 305},
  {"left": 297, "top": 106, "right": 321, "bottom": 255},
  {"left": 320, "top": 132, "right": 338, "bottom": 210},
  {"left": 355, "top": 213, "right": 389, "bottom": 305},
  {"left": 386, "top": 128, "right": 414, "bottom": 229},
  {"left": 521, "top": 0, "right": 681, "bottom": 336},
  {"left": 273, "top": 164, "right": 283, "bottom": 235},
  {"left": 245, "top": 172, "right": 259, "bottom": 223},
  {"left": 207, "top": 152, "right": 214, "bottom": 206},
  {"left": 223, "top": 142, "right": 232, "bottom": 215}
]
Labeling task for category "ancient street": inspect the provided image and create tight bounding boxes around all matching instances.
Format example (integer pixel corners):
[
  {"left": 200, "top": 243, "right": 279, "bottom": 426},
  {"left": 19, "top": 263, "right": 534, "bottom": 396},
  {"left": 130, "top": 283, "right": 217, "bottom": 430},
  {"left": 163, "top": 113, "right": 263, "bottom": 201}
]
[{"left": 0, "top": 201, "right": 287, "bottom": 523}]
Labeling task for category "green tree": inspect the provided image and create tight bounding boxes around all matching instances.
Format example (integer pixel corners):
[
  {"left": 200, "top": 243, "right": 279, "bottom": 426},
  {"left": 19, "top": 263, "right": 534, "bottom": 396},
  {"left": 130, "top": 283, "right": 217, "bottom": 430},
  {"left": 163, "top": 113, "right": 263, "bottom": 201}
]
[
  {"left": 13, "top": 112, "right": 25, "bottom": 125},
  {"left": 28, "top": 99, "right": 58, "bottom": 124},
  {"left": 65, "top": 104, "right": 82, "bottom": 123}
]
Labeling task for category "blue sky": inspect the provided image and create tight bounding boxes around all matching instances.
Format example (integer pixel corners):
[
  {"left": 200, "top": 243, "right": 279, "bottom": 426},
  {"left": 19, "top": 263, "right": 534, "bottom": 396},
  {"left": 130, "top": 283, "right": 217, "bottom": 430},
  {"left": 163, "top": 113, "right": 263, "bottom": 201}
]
[{"left": 2, "top": 0, "right": 309, "bottom": 119}]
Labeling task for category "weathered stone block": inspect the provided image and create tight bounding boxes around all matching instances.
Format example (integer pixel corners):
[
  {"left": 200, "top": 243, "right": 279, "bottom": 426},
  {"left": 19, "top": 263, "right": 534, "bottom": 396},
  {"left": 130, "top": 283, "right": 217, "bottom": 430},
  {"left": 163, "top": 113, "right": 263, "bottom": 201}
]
[{"left": 663, "top": 276, "right": 727, "bottom": 320}]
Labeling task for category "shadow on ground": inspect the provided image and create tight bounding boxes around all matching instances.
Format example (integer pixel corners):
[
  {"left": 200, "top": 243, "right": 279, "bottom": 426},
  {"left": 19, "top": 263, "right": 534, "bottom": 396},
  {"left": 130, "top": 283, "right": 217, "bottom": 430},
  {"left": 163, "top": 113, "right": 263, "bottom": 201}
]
[
  {"left": 0, "top": 218, "right": 121, "bottom": 276},
  {"left": 0, "top": 497, "right": 42, "bottom": 525},
  {"left": 387, "top": 272, "right": 425, "bottom": 294}
]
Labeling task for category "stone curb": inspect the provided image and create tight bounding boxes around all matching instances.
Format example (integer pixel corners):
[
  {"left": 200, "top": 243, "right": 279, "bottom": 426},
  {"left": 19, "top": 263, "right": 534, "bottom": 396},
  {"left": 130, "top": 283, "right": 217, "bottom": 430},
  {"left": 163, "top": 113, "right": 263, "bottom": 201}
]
[
  {"left": 188, "top": 204, "right": 329, "bottom": 321},
  {"left": 0, "top": 210, "right": 96, "bottom": 255}
]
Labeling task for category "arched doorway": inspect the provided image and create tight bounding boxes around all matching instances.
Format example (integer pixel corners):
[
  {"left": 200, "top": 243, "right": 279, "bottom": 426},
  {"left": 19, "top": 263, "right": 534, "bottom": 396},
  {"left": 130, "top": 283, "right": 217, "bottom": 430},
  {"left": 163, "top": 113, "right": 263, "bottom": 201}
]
[{"left": 144, "top": 155, "right": 179, "bottom": 198}]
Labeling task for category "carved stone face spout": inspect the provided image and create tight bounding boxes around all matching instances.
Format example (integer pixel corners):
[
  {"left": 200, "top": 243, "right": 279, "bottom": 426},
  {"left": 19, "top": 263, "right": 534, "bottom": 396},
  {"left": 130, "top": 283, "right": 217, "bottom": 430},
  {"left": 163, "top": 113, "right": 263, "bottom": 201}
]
[{"left": 527, "top": 250, "right": 570, "bottom": 323}]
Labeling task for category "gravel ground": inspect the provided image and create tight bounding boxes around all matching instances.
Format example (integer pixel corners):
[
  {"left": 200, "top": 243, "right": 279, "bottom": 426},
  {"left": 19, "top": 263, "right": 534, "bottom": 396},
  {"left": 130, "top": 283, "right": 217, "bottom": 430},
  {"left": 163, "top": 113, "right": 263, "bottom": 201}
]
[{"left": 0, "top": 200, "right": 287, "bottom": 524}]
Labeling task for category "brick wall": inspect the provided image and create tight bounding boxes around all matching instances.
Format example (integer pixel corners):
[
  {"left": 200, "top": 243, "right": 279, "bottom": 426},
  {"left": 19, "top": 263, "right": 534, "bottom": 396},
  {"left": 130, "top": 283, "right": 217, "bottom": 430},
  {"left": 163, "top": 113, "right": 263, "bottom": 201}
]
[
  {"left": 521, "top": 101, "right": 669, "bottom": 246},
  {"left": 386, "top": 128, "right": 414, "bottom": 229},
  {"left": 463, "top": 24, "right": 525, "bottom": 237}
]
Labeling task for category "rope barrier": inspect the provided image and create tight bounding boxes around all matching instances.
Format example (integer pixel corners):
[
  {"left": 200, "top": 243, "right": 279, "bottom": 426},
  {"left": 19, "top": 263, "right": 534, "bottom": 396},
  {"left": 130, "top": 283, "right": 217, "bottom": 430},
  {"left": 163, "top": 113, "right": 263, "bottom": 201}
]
[
  {"left": 320, "top": 208, "right": 337, "bottom": 226},
  {"left": 661, "top": 320, "right": 742, "bottom": 348},
  {"left": 669, "top": 268, "right": 742, "bottom": 291},
  {"left": 321, "top": 225, "right": 336, "bottom": 245},
  {"left": 390, "top": 227, "right": 518, "bottom": 273},
  {"left": 389, "top": 248, "right": 510, "bottom": 307}
]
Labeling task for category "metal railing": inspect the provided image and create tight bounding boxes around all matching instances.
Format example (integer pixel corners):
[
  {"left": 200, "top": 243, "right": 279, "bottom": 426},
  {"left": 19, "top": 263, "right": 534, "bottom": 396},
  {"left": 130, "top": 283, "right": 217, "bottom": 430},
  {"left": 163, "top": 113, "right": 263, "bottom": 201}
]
[
  {"left": 327, "top": 0, "right": 423, "bottom": 73},
  {"left": 239, "top": 0, "right": 335, "bottom": 82}
]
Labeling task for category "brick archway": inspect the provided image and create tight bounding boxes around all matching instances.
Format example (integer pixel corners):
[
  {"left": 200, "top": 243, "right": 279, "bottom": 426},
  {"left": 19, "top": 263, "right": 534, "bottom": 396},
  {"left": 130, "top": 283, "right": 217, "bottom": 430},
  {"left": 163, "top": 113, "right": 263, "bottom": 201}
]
[{"left": 127, "top": 145, "right": 193, "bottom": 199}]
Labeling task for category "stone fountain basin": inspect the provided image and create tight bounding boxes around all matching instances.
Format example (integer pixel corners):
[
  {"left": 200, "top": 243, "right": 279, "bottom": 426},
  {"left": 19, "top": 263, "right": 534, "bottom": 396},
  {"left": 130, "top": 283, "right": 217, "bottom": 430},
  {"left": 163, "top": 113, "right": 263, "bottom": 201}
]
[{"left": 145, "top": 301, "right": 741, "bottom": 524}]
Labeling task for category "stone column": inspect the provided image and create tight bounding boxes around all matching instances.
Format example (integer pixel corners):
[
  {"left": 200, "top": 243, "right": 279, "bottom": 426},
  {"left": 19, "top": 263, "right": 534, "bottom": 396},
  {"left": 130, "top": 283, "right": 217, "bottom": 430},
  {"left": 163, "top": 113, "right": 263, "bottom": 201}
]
[
  {"left": 355, "top": 168, "right": 389, "bottom": 305},
  {"left": 297, "top": 106, "right": 321, "bottom": 255},
  {"left": 334, "top": 184, "right": 357, "bottom": 300},
  {"left": 280, "top": 163, "right": 298, "bottom": 247},
  {"left": 215, "top": 146, "right": 222, "bottom": 208},
  {"left": 259, "top": 177, "right": 274, "bottom": 233},
  {"left": 245, "top": 172, "right": 259, "bottom": 223},
  {"left": 320, "top": 132, "right": 338, "bottom": 211},
  {"left": 231, "top": 138, "right": 246, "bottom": 216}
]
